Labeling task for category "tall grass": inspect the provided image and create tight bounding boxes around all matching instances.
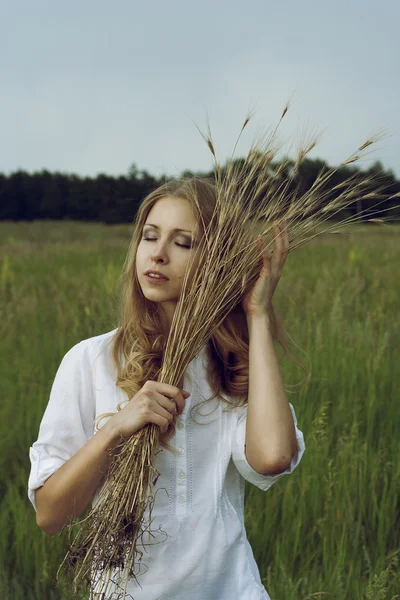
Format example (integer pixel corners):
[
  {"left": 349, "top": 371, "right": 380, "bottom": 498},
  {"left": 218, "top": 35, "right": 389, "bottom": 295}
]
[{"left": 0, "top": 220, "right": 399, "bottom": 600}]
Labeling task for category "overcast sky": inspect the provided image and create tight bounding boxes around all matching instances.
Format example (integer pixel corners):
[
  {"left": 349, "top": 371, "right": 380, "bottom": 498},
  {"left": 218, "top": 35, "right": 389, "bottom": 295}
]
[{"left": 2, "top": 0, "right": 399, "bottom": 180}]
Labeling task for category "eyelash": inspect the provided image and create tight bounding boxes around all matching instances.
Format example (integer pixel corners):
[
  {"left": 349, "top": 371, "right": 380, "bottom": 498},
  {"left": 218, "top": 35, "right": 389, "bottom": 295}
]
[{"left": 143, "top": 237, "right": 191, "bottom": 249}]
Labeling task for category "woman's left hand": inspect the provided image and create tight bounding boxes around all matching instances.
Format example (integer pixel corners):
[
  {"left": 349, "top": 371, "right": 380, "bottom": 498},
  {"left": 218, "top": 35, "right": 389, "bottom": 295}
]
[{"left": 241, "top": 221, "right": 289, "bottom": 318}]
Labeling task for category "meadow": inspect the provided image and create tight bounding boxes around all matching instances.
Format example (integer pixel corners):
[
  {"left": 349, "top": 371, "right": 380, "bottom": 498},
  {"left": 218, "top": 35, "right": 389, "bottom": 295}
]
[{"left": 0, "top": 219, "right": 399, "bottom": 600}]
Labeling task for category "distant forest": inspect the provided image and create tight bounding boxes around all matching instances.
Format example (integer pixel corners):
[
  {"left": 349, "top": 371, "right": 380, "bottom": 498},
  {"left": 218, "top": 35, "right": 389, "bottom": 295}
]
[{"left": 0, "top": 158, "right": 399, "bottom": 224}]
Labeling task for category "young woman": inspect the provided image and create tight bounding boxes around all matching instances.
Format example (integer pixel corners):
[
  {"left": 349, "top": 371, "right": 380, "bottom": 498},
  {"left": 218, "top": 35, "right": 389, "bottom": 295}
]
[{"left": 28, "top": 177, "right": 305, "bottom": 600}]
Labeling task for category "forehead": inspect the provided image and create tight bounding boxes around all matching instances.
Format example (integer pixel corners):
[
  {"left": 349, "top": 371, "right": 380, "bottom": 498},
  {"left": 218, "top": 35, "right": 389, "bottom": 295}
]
[{"left": 145, "top": 196, "right": 197, "bottom": 229}]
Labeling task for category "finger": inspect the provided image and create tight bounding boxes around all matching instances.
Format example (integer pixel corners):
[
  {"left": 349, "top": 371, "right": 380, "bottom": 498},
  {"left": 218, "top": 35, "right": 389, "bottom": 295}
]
[
  {"left": 155, "top": 415, "right": 171, "bottom": 435},
  {"left": 274, "top": 226, "right": 284, "bottom": 259},
  {"left": 153, "top": 400, "right": 176, "bottom": 422},
  {"left": 279, "top": 220, "right": 290, "bottom": 250},
  {"left": 151, "top": 384, "right": 188, "bottom": 414},
  {"left": 174, "top": 390, "right": 187, "bottom": 415},
  {"left": 274, "top": 223, "right": 289, "bottom": 261},
  {"left": 151, "top": 382, "right": 185, "bottom": 398},
  {"left": 257, "top": 236, "right": 271, "bottom": 259},
  {"left": 156, "top": 394, "right": 178, "bottom": 415}
]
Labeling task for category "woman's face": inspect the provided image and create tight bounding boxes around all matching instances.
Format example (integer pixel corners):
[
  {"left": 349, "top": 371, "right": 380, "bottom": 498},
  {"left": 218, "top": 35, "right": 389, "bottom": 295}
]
[{"left": 136, "top": 196, "right": 202, "bottom": 329}]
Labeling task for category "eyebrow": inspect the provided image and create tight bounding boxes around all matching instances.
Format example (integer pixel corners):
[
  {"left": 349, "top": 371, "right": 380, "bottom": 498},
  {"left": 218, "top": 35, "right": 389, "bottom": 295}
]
[{"left": 144, "top": 223, "right": 193, "bottom": 234}]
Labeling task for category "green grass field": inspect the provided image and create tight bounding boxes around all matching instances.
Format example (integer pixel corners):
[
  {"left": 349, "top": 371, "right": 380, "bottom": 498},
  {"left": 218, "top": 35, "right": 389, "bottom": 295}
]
[{"left": 0, "top": 220, "right": 399, "bottom": 600}]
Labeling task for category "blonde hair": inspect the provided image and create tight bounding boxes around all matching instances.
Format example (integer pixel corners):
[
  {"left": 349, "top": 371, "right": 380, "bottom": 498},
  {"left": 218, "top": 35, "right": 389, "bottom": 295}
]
[{"left": 96, "top": 176, "right": 309, "bottom": 452}]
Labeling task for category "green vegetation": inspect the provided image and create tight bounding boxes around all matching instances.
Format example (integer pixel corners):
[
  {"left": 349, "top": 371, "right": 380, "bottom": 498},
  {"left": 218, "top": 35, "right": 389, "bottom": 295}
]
[{"left": 1, "top": 220, "right": 399, "bottom": 599}]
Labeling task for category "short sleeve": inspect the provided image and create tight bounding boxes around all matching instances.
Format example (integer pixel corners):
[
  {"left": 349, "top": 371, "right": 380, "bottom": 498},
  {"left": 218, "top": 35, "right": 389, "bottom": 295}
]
[
  {"left": 27, "top": 340, "right": 95, "bottom": 512},
  {"left": 231, "top": 402, "right": 305, "bottom": 491}
]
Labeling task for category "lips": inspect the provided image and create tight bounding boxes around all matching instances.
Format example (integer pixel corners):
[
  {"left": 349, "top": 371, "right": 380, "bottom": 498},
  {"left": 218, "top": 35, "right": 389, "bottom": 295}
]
[
  {"left": 145, "top": 270, "right": 169, "bottom": 280},
  {"left": 145, "top": 274, "right": 168, "bottom": 286}
]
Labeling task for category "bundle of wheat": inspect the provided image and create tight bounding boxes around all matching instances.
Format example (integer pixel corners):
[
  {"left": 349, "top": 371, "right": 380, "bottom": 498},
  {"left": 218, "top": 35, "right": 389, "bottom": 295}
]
[{"left": 57, "top": 104, "right": 398, "bottom": 599}]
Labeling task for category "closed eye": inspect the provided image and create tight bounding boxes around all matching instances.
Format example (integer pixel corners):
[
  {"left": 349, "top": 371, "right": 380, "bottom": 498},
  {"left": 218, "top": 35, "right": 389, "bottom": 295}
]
[{"left": 143, "top": 238, "right": 191, "bottom": 249}]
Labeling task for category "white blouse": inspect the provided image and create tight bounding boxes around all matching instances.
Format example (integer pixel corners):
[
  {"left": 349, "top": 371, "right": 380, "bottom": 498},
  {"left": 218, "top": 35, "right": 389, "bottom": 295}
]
[{"left": 28, "top": 328, "right": 305, "bottom": 600}]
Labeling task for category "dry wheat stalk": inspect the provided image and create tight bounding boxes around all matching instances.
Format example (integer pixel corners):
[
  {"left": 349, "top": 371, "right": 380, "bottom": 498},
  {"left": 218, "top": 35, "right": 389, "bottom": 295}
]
[{"left": 57, "top": 105, "right": 398, "bottom": 599}]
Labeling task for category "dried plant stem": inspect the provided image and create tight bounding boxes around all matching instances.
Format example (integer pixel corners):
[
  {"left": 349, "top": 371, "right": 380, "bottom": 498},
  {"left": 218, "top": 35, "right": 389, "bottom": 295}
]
[{"left": 57, "top": 105, "right": 398, "bottom": 599}]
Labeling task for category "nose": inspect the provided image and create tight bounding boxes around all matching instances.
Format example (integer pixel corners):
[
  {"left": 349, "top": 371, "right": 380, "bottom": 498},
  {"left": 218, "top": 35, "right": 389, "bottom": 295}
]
[{"left": 150, "top": 241, "right": 168, "bottom": 264}]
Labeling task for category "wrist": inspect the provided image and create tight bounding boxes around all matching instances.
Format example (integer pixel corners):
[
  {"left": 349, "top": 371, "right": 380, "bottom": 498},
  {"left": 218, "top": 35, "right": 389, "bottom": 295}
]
[
  {"left": 102, "top": 417, "right": 123, "bottom": 449},
  {"left": 246, "top": 312, "right": 272, "bottom": 328}
]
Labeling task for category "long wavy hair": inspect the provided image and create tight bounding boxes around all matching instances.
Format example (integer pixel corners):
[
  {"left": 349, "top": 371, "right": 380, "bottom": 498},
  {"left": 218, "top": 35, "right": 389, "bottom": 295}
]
[{"left": 96, "top": 176, "right": 309, "bottom": 452}]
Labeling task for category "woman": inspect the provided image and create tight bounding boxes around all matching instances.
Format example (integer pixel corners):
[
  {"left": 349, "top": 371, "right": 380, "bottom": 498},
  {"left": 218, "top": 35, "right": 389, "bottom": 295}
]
[{"left": 28, "top": 176, "right": 305, "bottom": 599}]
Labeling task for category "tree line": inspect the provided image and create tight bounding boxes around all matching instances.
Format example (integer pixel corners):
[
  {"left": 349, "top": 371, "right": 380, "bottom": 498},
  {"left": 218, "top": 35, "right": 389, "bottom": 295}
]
[{"left": 0, "top": 158, "right": 399, "bottom": 224}]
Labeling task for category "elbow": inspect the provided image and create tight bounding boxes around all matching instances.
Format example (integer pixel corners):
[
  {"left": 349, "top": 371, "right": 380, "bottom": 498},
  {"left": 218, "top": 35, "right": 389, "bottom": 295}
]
[
  {"left": 259, "top": 449, "right": 297, "bottom": 476},
  {"left": 36, "top": 505, "right": 74, "bottom": 536},
  {"left": 34, "top": 493, "right": 50, "bottom": 535},
  {"left": 35, "top": 490, "right": 63, "bottom": 536},
  {"left": 260, "top": 435, "right": 298, "bottom": 475},
  {"left": 36, "top": 514, "right": 60, "bottom": 536},
  {"left": 260, "top": 457, "right": 291, "bottom": 476},
  {"left": 245, "top": 444, "right": 294, "bottom": 476}
]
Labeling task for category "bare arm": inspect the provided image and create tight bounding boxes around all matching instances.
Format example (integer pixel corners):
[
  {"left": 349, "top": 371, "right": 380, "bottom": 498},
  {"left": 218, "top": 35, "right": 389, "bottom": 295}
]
[
  {"left": 35, "top": 420, "right": 120, "bottom": 536},
  {"left": 245, "top": 313, "right": 297, "bottom": 475},
  {"left": 34, "top": 380, "right": 189, "bottom": 536}
]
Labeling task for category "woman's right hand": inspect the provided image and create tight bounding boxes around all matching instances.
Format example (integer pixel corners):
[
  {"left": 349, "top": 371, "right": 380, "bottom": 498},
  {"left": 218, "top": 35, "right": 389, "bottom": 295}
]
[{"left": 108, "top": 381, "right": 190, "bottom": 441}]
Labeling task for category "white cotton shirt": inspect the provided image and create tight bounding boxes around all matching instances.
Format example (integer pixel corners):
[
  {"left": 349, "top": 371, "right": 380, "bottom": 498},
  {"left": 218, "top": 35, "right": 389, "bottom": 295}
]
[{"left": 28, "top": 328, "right": 306, "bottom": 600}]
